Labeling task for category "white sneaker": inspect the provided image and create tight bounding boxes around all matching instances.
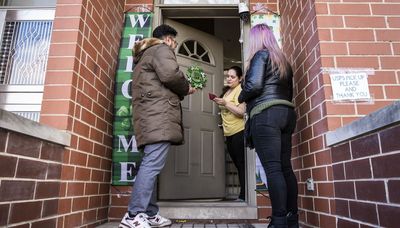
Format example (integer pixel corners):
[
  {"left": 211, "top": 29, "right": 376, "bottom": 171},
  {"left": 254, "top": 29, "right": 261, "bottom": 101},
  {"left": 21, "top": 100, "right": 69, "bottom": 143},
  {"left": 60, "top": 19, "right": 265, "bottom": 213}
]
[
  {"left": 147, "top": 213, "right": 172, "bottom": 227},
  {"left": 119, "top": 212, "right": 151, "bottom": 228}
]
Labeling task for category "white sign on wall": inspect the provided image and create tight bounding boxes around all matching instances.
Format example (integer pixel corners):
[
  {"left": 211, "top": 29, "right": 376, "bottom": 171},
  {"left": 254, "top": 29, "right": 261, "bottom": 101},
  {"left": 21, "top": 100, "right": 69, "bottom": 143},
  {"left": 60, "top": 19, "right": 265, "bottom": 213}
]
[{"left": 330, "top": 72, "right": 371, "bottom": 101}]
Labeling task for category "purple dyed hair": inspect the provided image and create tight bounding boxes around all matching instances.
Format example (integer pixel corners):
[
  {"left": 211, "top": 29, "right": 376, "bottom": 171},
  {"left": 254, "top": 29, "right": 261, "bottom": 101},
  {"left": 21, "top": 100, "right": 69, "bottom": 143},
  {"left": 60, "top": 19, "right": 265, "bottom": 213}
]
[{"left": 247, "top": 23, "right": 290, "bottom": 79}]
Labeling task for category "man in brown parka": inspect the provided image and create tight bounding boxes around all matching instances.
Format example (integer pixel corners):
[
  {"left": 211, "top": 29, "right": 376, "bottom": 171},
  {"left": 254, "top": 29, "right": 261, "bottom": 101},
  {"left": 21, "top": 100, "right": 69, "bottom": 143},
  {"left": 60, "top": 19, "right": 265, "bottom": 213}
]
[{"left": 120, "top": 24, "right": 196, "bottom": 228}]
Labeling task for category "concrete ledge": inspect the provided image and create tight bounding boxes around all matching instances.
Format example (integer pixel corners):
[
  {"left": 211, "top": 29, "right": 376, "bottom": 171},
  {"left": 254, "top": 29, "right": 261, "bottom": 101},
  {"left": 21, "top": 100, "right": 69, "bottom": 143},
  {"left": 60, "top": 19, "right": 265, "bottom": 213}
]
[
  {"left": 326, "top": 101, "right": 400, "bottom": 147},
  {"left": 0, "top": 109, "right": 71, "bottom": 146}
]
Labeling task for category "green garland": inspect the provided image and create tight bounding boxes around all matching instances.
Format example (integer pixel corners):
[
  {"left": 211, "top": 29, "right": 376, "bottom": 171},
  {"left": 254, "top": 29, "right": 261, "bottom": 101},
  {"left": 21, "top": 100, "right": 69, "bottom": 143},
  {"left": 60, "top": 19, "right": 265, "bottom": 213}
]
[{"left": 186, "top": 65, "right": 207, "bottom": 89}]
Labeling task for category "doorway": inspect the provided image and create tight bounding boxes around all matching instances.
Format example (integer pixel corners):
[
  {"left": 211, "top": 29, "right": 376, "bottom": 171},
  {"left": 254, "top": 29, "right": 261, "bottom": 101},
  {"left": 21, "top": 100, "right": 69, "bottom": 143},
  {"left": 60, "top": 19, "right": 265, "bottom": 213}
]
[{"left": 154, "top": 5, "right": 258, "bottom": 220}]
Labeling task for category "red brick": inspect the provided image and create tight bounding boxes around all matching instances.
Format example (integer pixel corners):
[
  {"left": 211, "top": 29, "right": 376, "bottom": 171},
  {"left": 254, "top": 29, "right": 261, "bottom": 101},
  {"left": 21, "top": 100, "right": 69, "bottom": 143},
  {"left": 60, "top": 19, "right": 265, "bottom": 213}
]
[
  {"left": 67, "top": 182, "right": 85, "bottom": 196},
  {"left": 64, "top": 212, "right": 82, "bottom": 228},
  {"left": 58, "top": 198, "right": 72, "bottom": 214},
  {"left": 357, "top": 101, "right": 392, "bottom": 115},
  {"left": 55, "top": 4, "right": 82, "bottom": 17},
  {"left": 78, "top": 137, "right": 93, "bottom": 153},
  {"left": 35, "top": 182, "right": 61, "bottom": 199},
  {"left": 337, "top": 56, "right": 379, "bottom": 68},
  {"left": 356, "top": 181, "right": 386, "bottom": 202},
  {"left": 388, "top": 17, "right": 400, "bottom": 28},
  {"left": 381, "top": 56, "right": 400, "bottom": 69},
  {"left": 378, "top": 205, "right": 400, "bottom": 227},
  {"left": 331, "top": 143, "right": 351, "bottom": 163},
  {"left": 317, "top": 16, "right": 344, "bottom": 28},
  {"left": 333, "top": 29, "right": 375, "bottom": 41},
  {"left": 349, "top": 201, "right": 378, "bottom": 225},
  {"left": 333, "top": 163, "right": 345, "bottom": 180},
  {"left": 0, "top": 204, "right": 9, "bottom": 226},
  {"left": 75, "top": 167, "right": 91, "bottom": 181},
  {"left": 41, "top": 100, "right": 74, "bottom": 115},
  {"left": 318, "top": 182, "right": 334, "bottom": 197},
  {"left": 319, "top": 42, "right": 347, "bottom": 55},
  {"left": 345, "top": 16, "right": 386, "bottom": 28},
  {"left": 9, "top": 201, "right": 42, "bottom": 223},
  {"left": 345, "top": 159, "right": 372, "bottom": 179},
  {"left": 313, "top": 117, "right": 329, "bottom": 137},
  {"left": 335, "top": 181, "right": 355, "bottom": 199},
  {"left": 319, "top": 214, "right": 336, "bottom": 228},
  {"left": 0, "top": 180, "right": 35, "bottom": 202},
  {"left": 351, "top": 134, "right": 380, "bottom": 159},
  {"left": 16, "top": 159, "right": 48, "bottom": 179},
  {"left": 330, "top": 4, "right": 371, "bottom": 15},
  {"left": 385, "top": 86, "right": 400, "bottom": 99},
  {"left": 40, "top": 115, "right": 72, "bottom": 131},
  {"left": 0, "top": 155, "right": 17, "bottom": 177},
  {"left": 0, "top": 129, "right": 7, "bottom": 152},
  {"left": 7, "top": 133, "right": 41, "bottom": 158},
  {"left": 349, "top": 43, "right": 392, "bottom": 55},
  {"left": 40, "top": 142, "right": 64, "bottom": 162},
  {"left": 70, "top": 150, "right": 87, "bottom": 166},
  {"left": 388, "top": 180, "right": 400, "bottom": 203},
  {"left": 314, "top": 198, "right": 330, "bottom": 213},
  {"left": 83, "top": 209, "right": 97, "bottom": 224},
  {"left": 306, "top": 211, "right": 319, "bottom": 227},
  {"left": 335, "top": 199, "right": 349, "bottom": 217},
  {"left": 372, "top": 153, "right": 400, "bottom": 178},
  {"left": 372, "top": 4, "right": 400, "bottom": 15},
  {"left": 43, "top": 199, "right": 58, "bottom": 217},
  {"left": 72, "top": 197, "right": 89, "bottom": 211},
  {"left": 337, "top": 219, "right": 358, "bottom": 228},
  {"left": 376, "top": 29, "right": 400, "bottom": 41},
  {"left": 32, "top": 218, "right": 57, "bottom": 228}
]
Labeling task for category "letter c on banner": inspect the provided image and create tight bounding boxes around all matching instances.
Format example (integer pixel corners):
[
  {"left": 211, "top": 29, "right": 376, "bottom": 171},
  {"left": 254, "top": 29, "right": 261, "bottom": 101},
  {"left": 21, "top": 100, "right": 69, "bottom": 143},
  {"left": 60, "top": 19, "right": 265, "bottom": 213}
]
[{"left": 122, "top": 79, "right": 132, "bottom": 99}]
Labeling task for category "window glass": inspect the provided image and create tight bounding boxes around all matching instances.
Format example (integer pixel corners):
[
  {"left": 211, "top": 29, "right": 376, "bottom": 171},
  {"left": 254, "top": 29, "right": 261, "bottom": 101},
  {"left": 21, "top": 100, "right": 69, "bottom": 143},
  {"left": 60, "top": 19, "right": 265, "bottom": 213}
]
[
  {"left": 1, "top": 0, "right": 56, "bottom": 7},
  {"left": 163, "top": 0, "right": 239, "bottom": 4}
]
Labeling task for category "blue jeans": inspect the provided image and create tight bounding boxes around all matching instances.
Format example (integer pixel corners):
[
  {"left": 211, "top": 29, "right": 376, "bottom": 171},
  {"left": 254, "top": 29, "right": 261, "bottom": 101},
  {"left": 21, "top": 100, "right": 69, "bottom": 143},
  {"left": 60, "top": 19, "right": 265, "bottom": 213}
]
[
  {"left": 251, "top": 105, "right": 298, "bottom": 217},
  {"left": 128, "top": 142, "right": 170, "bottom": 216}
]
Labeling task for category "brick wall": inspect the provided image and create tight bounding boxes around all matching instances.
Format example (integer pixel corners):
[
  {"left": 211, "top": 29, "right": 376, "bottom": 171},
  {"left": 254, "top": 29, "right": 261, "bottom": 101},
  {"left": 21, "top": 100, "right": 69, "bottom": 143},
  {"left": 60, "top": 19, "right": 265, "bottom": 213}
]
[
  {"left": 39, "top": 0, "right": 124, "bottom": 227},
  {"left": 280, "top": 0, "right": 400, "bottom": 227},
  {"left": 280, "top": 1, "right": 336, "bottom": 227},
  {"left": 316, "top": 0, "right": 400, "bottom": 128},
  {"left": 0, "top": 128, "right": 64, "bottom": 227},
  {"left": 331, "top": 123, "right": 400, "bottom": 227}
]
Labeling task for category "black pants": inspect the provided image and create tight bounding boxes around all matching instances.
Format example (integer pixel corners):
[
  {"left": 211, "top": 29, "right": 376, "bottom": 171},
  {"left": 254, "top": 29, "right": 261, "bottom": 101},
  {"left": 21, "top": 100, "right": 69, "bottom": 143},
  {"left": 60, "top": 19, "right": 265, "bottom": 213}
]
[
  {"left": 251, "top": 105, "right": 298, "bottom": 217},
  {"left": 226, "top": 130, "right": 246, "bottom": 200}
]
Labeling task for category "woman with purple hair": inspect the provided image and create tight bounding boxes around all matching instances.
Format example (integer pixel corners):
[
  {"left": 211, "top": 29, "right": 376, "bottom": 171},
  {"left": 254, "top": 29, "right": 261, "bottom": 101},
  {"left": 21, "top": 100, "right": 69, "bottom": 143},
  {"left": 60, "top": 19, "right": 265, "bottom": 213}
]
[{"left": 238, "top": 24, "right": 298, "bottom": 228}]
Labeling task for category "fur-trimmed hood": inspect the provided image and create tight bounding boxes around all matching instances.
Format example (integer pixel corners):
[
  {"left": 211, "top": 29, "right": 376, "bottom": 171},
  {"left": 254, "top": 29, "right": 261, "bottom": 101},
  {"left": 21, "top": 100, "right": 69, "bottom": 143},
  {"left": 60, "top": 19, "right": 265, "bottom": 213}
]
[{"left": 133, "top": 38, "right": 164, "bottom": 63}]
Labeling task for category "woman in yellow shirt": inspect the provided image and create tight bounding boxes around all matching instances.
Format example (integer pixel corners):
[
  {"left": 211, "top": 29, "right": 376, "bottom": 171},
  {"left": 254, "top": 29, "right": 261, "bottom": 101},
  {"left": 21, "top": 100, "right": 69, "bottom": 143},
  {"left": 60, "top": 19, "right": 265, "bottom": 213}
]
[{"left": 213, "top": 66, "right": 246, "bottom": 201}]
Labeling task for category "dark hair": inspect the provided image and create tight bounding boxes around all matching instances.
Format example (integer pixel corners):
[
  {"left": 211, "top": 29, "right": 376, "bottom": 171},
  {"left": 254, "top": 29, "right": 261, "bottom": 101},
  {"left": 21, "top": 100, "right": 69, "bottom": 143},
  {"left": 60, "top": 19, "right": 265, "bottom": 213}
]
[
  {"left": 152, "top": 24, "right": 178, "bottom": 39},
  {"left": 220, "top": 66, "right": 243, "bottom": 97},
  {"left": 228, "top": 66, "right": 243, "bottom": 79}
]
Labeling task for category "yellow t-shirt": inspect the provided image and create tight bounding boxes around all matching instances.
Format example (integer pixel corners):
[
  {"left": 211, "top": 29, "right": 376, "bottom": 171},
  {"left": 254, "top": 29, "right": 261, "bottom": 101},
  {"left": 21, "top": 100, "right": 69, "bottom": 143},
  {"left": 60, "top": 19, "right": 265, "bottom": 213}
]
[{"left": 220, "top": 85, "right": 245, "bottom": 136}]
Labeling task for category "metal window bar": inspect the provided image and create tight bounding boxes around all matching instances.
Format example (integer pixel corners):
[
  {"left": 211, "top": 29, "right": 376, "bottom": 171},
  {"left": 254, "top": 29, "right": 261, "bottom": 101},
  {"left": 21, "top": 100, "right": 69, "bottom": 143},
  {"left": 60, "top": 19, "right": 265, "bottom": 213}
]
[{"left": 0, "top": 20, "right": 52, "bottom": 85}]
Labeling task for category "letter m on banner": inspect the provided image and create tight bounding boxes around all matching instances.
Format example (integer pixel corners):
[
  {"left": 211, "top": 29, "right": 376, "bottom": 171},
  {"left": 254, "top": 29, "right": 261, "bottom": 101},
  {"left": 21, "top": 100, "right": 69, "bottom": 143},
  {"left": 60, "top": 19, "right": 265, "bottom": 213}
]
[{"left": 112, "top": 12, "right": 153, "bottom": 185}]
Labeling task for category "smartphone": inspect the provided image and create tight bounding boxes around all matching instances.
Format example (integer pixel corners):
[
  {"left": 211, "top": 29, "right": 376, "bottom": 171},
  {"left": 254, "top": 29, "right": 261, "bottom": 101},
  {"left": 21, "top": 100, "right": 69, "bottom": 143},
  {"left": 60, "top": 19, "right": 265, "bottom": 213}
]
[{"left": 208, "top": 93, "right": 217, "bottom": 100}]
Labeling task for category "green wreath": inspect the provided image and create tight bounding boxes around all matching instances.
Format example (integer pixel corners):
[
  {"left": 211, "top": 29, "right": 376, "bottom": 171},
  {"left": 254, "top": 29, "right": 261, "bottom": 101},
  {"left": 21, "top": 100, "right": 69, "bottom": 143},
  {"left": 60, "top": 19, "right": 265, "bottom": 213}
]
[{"left": 186, "top": 65, "right": 207, "bottom": 89}]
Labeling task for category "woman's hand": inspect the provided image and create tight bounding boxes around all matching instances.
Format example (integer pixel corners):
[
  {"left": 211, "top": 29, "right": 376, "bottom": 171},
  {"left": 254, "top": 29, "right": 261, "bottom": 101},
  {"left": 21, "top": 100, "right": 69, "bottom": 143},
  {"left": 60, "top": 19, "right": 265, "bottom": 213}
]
[{"left": 213, "top": 97, "right": 227, "bottom": 106}]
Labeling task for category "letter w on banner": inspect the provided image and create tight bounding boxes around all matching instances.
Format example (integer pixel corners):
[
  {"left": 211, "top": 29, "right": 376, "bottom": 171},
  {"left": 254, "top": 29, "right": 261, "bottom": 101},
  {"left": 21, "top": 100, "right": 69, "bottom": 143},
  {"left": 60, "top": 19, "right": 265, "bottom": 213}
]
[{"left": 112, "top": 12, "right": 153, "bottom": 185}]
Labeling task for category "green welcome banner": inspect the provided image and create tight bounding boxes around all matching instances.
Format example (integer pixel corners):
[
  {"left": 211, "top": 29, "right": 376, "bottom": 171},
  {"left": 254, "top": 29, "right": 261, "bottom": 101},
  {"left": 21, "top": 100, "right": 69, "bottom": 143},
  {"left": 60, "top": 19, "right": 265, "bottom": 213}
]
[{"left": 112, "top": 12, "right": 153, "bottom": 185}]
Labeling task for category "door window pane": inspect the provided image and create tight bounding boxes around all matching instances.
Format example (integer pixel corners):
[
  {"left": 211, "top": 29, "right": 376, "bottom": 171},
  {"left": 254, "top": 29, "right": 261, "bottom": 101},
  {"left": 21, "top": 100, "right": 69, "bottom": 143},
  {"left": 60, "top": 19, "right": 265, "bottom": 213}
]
[{"left": 163, "top": 0, "right": 239, "bottom": 4}]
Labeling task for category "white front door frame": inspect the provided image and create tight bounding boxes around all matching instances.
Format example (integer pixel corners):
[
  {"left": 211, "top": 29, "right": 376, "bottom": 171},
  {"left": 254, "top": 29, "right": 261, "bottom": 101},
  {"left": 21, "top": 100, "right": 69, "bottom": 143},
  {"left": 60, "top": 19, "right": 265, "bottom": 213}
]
[{"left": 153, "top": 2, "right": 257, "bottom": 220}]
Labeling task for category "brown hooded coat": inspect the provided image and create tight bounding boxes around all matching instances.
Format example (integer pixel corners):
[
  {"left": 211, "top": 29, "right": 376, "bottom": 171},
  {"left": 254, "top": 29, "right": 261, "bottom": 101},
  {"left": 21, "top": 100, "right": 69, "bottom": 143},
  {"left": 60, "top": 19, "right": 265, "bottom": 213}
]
[{"left": 132, "top": 38, "right": 190, "bottom": 149}]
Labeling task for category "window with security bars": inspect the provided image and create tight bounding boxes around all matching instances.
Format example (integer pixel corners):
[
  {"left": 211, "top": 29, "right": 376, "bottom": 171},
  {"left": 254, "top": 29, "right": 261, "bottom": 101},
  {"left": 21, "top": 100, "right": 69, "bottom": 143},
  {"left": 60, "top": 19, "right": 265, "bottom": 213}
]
[{"left": 0, "top": 21, "right": 53, "bottom": 85}]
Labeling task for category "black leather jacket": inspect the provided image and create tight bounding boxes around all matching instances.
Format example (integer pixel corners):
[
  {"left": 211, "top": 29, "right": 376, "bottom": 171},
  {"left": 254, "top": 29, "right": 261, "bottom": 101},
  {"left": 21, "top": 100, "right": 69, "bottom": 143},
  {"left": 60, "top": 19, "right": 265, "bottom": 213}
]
[{"left": 238, "top": 50, "right": 293, "bottom": 113}]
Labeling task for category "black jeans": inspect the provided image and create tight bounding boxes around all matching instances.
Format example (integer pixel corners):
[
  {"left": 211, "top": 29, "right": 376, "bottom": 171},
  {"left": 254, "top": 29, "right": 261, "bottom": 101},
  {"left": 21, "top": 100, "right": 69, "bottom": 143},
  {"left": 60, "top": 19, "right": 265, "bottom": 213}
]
[
  {"left": 251, "top": 105, "right": 298, "bottom": 217},
  {"left": 226, "top": 130, "right": 246, "bottom": 200}
]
